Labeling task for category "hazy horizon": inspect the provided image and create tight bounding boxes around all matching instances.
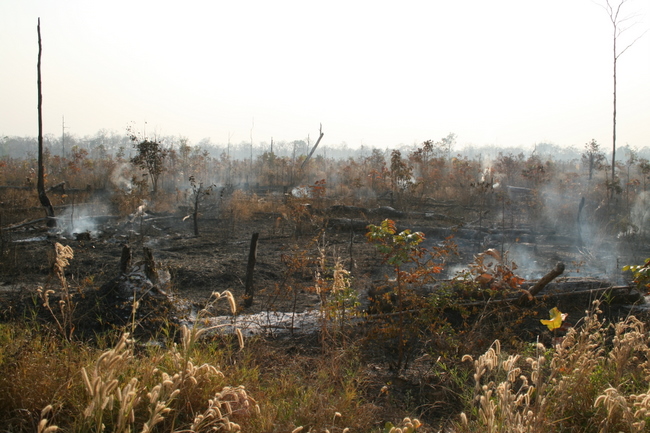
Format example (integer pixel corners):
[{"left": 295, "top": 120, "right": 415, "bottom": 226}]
[{"left": 1, "top": 0, "right": 649, "bottom": 150}]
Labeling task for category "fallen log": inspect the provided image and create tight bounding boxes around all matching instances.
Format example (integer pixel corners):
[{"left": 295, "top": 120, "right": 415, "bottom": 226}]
[
  {"left": 455, "top": 285, "right": 640, "bottom": 310},
  {"left": 1, "top": 203, "right": 107, "bottom": 213},
  {"left": 47, "top": 181, "right": 66, "bottom": 194},
  {"left": 537, "top": 285, "right": 640, "bottom": 304},
  {"left": 519, "top": 262, "right": 565, "bottom": 304},
  {"left": 327, "top": 218, "right": 369, "bottom": 232},
  {"left": 0, "top": 185, "right": 32, "bottom": 190},
  {"left": 2, "top": 217, "right": 49, "bottom": 231},
  {"left": 366, "top": 285, "right": 641, "bottom": 319},
  {"left": 423, "top": 212, "right": 464, "bottom": 224},
  {"left": 2, "top": 214, "right": 122, "bottom": 232}
]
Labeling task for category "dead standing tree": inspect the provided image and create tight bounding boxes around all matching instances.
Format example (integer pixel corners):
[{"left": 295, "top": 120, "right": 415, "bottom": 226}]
[
  {"left": 187, "top": 175, "right": 214, "bottom": 237},
  {"left": 36, "top": 18, "right": 56, "bottom": 227},
  {"left": 300, "top": 124, "right": 324, "bottom": 171},
  {"left": 598, "top": 0, "right": 648, "bottom": 196}
]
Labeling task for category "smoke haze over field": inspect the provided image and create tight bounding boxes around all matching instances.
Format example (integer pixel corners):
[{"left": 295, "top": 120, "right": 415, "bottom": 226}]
[{"left": 1, "top": 0, "right": 649, "bottom": 150}]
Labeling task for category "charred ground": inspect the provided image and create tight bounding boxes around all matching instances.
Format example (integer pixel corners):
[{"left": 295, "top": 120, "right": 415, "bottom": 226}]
[
  {"left": 2, "top": 191, "right": 650, "bottom": 429},
  {"left": 1, "top": 198, "right": 646, "bottom": 343}
]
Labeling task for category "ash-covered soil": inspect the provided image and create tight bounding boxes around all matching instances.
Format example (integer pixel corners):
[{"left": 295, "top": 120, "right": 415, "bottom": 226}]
[
  {"left": 1, "top": 205, "right": 647, "bottom": 341},
  {"left": 0, "top": 210, "right": 381, "bottom": 332},
  {"left": 3, "top": 204, "right": 650, "bottom": 429}
]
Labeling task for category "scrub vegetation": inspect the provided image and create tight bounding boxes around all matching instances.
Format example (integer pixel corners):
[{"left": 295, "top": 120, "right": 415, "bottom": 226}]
[{"left": 1, "top": 131, "right": 650, "bottom": 432}]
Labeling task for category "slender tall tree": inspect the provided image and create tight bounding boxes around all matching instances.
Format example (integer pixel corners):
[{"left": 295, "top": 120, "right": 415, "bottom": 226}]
[
  {"left": 36, "top": 18, "right": 55, "bottom": 226},
  {"left": 598, "top": 0, "right": 647, "bottom": 193}
]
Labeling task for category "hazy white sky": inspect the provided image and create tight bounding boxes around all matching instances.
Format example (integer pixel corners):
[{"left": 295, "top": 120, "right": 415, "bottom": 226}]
[{"left": 1, "top": 0, "right": 649, "bottom": 150}]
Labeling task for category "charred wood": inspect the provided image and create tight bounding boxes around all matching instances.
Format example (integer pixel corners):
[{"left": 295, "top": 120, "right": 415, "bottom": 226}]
[
  {"left": 244, "top": 232, "right": 259, "bottom": 308},
  {"left": 519, "top": 262, "right": 565, "bottom": 304},
  {"left": 120, "top": 244, "right": 132, "bottom": 274},
  {"left": 2, "top": 218, "right": 49, "bottom": 231},
  {"left": 47, "top": 182, "right": 66, "bottom": 194},
  {"left": 327, "top": 218, "right": 369, "bottom": 232}
]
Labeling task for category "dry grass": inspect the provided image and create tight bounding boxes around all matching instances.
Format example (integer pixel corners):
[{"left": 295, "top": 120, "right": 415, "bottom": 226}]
[
  {"left": 455, "top": 301, "right": 650, "bottom": 433},
  {"left": 0, "top": 322, "right": 422, "bottom": 432},
  {"left": 3, "top": 246, "right": 650, "bottom": 433},
  {"left": 8, "top": 296, "right": 650, "bottom": 432},
  {"left": 0, "top": 277, "right": 424, "bottom": 432},
  {"left": 37, "top": 243, "right": 76, "bottom": 341},
  {"left": 226, "top": 190, "right": 284, "bottom": 221},
  {"left": 1, "top": 288, "right": 261, "bottom": 433}
]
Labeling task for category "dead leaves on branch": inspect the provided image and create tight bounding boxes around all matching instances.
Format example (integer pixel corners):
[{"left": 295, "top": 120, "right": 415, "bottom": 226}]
[{"left": 468, "top": 248, "right": 525, "bottom": 293}]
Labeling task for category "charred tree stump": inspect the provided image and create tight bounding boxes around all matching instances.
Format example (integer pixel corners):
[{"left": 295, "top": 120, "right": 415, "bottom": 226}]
[
  {"left": 120, "top": 244, "right": 132, "bottom": 274},
  {"left": 143, "top": 247, "right": 157, "bottom": 284},
  {"left": 519, "top": 262, "right": 565, "bottom": 304},
  {"left": 244, "top": 232, "right": 259, "bottom": 308}
]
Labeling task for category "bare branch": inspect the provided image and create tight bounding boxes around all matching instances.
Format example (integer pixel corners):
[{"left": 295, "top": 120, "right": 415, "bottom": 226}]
[
  {"left": 614, "top": 0, "right": 625, "bottom": 22},
  {"left": 617, "top": 27, "right": 650, "bottom": 58}
]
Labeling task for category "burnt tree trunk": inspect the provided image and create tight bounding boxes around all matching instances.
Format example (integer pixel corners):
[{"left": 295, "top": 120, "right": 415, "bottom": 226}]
[
  {"left": 300, "top": 124, "right": 324, "bottom": 171},
  {"left": 192, "top": 185, "right": 201, "bottom": 237},
  {"left": 244, "top": 232, "right": 259, "bottom": 308},
  {"left": 36, "top": 18, "right": 55, "bottom": 227},
  {"left": 193, "top": 211, "right": 199, "bottom": 237}
]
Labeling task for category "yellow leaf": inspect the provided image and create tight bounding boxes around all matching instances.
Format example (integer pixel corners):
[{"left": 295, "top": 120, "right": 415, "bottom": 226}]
[{"left": 540, "top": 307, "right": 565, "bottom": 331}]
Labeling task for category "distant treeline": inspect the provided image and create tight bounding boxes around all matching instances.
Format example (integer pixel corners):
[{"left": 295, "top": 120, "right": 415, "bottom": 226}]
[{"left": 2, "top": 130, "right": 646, "bottom": 163}]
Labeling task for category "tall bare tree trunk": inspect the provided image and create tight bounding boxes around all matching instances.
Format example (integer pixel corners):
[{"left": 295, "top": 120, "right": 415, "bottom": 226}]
[
  {"left": 611, "top": 19, "right": 618, "bottom": 197},
  {"left": 601, "top": 0, "right": 648, "bottom": 197},
  {"left": 37, "top": 18, "right": 55, "bottom": 227}
]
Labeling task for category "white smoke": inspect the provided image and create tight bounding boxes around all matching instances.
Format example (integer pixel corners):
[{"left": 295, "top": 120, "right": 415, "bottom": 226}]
[
  {"left": 630, "top": 191, "right": 650, "bottom": 235},
  {"left": 56, "top": 203, "right": 107, "bottom": 238},
  {"left": 110, "top": 162, "right": 134, "bottom": 191}
]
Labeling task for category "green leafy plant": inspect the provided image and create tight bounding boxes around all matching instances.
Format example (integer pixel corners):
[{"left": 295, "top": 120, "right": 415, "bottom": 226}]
[
  {"left": 366, "top": 219, "right": 426, "bottom": 269},
  {"left": 623, "top": 258, "right": 650, "bottom": 293},
  {"left": 366, "top": 219, "right": 442, "bottom": 370}
]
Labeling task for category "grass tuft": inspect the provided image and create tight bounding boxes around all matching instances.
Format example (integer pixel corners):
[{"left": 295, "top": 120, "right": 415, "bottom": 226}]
[{"left": 455, "top": 301, "right": 650, "bottom": 433}]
